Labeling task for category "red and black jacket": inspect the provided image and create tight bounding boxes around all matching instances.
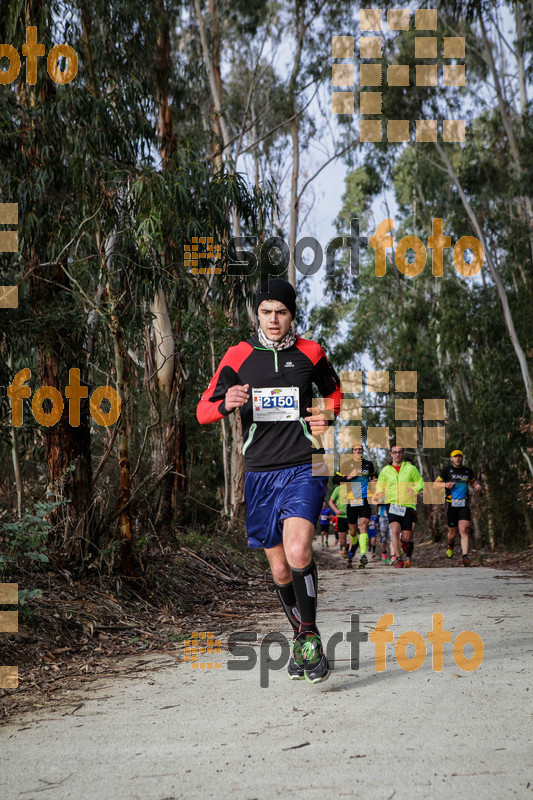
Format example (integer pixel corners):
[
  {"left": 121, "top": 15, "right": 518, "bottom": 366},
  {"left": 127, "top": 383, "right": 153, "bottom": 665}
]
[{"left": 196, "top": 333, "right": 342, "bottom": 472}]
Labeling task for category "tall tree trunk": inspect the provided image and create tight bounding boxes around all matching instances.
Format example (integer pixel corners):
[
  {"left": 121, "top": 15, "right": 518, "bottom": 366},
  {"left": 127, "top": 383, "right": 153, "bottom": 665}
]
[
  {"left": 8, "top": 351, "right": 23, "bottom": 519},
  {"left": 19, "top": 0, "right": 93, "bottom": 564},
  {"left": 172, "top": 344, "right": 188, "bottom": 510},
  {"left": 193, "top": 0, "right": 242, "bottom": 237},
  {"left": 434, "top": 141, "right": 533, "bottom": 413},
  {"left": 481, "top": 468, "right": 496, "bottom": 551},
  {"left": 149, "top": 287, "right": 176, "bottom": 532},
  {"left": 102, "top": 220, "right": 133, "bottom": 574},
  {"left": 194, "top": 0, "right": 246, "bottom": 518},
  {"left": 39, "top": 344, "right": 93, "bottom": 564},
  {"left": 228, "top": 410, "right": 246, "bottom": 519},
  {"left": 287, "top": 0, "right": 306, "bottom": 289},
  {"left": 479, "top": 10, "right": 533, "bottom": 270},
  {"left": 211, "top": 341, "right": 230, "bottom": 515},
  {"left": 152, "top": 2, "right": 187, "bottom": 523},
  {"left": 111, "top": 315, "right": 133, "bottom": 575}
]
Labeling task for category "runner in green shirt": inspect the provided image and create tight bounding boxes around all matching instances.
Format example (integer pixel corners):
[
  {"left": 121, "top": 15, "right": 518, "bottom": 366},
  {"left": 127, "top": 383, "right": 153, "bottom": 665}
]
[
  {"left": 371, "top": 446, "right": 424, "bottom": 569},
  {"left": 328, "top": 484, "right": 350, "bottom": 564}
]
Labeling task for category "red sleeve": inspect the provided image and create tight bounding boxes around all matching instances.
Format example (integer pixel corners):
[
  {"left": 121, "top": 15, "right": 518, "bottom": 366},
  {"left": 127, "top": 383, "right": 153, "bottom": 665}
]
[
  {"left": 196, "top": 342, "right": 253, "bottom": 425},
  {"left": 295, "top": 338, "right": 343, "bottom": 416}
]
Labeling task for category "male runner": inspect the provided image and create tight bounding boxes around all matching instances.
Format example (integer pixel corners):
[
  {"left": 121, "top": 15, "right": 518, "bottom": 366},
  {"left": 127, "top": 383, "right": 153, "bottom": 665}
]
[
  {"left": 328, "top": 482, "right": 350, "bottom": 567},
  {"left": 196, "top": 279, "right": 342, "bottom": 683},
  {"left": 332, "top": 445, "right": 376, "bottom": 569},
  {"left": 433, "top": 449, "right": 482, "bottom": 567},
  {"left": 319, "top": 501, "right": 332, "bottom": 548},
  {"left": 403, "top": 509, "right": 417, "bottom": 568},
  {"left": 368, "top": 514, "right": 378, "bottom": 558},
  {"left": 372, "top": 446, "right": 424, "bottom": 568},
  {"left": 331, "top": 514, "right": 339, "bottom": 544},
  {"left": 378, "top": 505, "right": 390, "bottom": 563}
]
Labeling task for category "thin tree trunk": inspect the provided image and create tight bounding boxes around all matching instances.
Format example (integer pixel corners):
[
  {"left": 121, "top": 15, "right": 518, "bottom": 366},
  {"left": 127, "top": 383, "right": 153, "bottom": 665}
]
[
  {"left": 434, "top": 141, "right": 533, "bottom": 413},
  {"left": 211, "top": 341, "right": 230, "bottom": 515},
  {"left": 479, "top": 10, "right": 533, "bottom": 268},
  {"left": 149, "top": 287, "right": 176, "bottom": 531},
  {"left": 513, "top": 2, "right": 533, "bottom": 268},
  {"left": 20, "top": 0, "right": 93, "bottom": 563},
  {"left": 481, "top": 468, "right": 496, "bottom": 551},
  {"left": 515, "top": 3, "right": 528, "bottom": 118},
  {"left": 228, "top": 410, "right": 246, "bottom": 519},
  {"left": 288, "top": 0, "right": 306, "bottom": 289},
  {"left": 193, "top": 0, "right": 242, "bottom": 238},
  {"left": 153, "top": 4, "right": 187, "bottom": 522},
  {"left": 194, "top": 0, "right": 245, "bottom": 519},
  {"left": 112, "top": 318, "right": 133, "bottom": 575},
  {"left": 103, "top": 220, "right": 133, "bottom": 573},
  {"left": 8, "top": 351, "right": 23, "bottom": 519}
]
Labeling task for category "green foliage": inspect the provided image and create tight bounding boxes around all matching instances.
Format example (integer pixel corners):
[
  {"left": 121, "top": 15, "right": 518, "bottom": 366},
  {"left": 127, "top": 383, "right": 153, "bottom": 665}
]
[
  {"left": 310, "top": 3, "right": 533, "bottom": 546},
  {"left": 0, "top": 498, "right": 69, "bottom": 577}
]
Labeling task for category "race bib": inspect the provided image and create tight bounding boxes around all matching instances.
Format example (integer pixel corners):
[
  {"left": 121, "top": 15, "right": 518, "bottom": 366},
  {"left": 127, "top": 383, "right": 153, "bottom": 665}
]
[
  {"left": 451, "top": 499, "right": 466, "bottom": 508},
  {"left": 345, "top": 483, "right": 363, "bottom": 506},
  {"left": 389, "top": 504, "right": 406, "bottom": 517},
  {"left": 252, "top": 387, "right": 300, "bottom": 422}
]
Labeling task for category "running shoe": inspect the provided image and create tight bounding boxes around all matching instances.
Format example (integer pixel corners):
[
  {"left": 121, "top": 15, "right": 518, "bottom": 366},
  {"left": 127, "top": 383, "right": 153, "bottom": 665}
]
[
  {"left": 404, "top": 557, "right": 411, "bottom": 568},
  {"left": 395, "top": 558, "right": 404, "bottom": 568},
  {"left": 358, "top": 554, "right": 368, "bottom": 569},
  {"left": 346, "top": 558, "right": 353, "bottom": 569},
  {"left": 381, "top": 552, "right": 387, "bottom": 563},
  {"left": 372, "top": 552, "right": 377, "bottom": 559},
  {"left": 298, "top": 631, "right": 330, "bottom": 684},
  {"left": 462, "top": 554, "right": 471, "bottom": 567},
  {"left": 388, "top": 557, "right": 397, "bottom": 566},
  {"left": 288, "top": 636, "right": 305, "bottom": 680},
  {"left": 446, "top": 544, "right": 454, "bottom": 559}
]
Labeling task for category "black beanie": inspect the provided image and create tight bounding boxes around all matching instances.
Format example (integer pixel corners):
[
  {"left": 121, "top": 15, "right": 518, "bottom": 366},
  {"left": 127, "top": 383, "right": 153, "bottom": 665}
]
[{"left": 254, "top": 279, "right": 296, "bottom": 319}]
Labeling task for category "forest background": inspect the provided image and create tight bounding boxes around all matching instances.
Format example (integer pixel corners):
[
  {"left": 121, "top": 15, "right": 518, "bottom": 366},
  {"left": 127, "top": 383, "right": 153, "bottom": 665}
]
[{"left": 1, "top": 0, "right": 532, "bottom": 629}]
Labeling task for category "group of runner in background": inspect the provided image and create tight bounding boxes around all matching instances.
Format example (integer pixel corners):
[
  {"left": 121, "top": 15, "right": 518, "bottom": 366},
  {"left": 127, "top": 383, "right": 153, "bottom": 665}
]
[
  {"left": 198, "top": 278, "right": 483, "bottom": 684},
  {"left": 319, "top": 446, "right": 482, "bottom": 569}
]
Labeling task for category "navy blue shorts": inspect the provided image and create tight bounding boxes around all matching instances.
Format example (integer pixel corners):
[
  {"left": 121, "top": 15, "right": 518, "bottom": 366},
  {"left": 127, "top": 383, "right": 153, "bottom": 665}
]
[{"left": 245, "top": 464, "right": 328, "bottom": 550}]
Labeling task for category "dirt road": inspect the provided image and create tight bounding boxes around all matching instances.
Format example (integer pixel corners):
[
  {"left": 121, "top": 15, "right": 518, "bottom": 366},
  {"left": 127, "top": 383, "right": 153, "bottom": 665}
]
[{"left": 1, "top": 561, "right": 532, "bottom": 799}]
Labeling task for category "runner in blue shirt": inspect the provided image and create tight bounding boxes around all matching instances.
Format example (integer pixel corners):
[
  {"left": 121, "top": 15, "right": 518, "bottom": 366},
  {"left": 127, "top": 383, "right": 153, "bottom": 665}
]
[
  {"left": 332, "top": 445, "right": 376, "bottom": 569},
  {"left": 368, "top": 514, "right": 378, "bottom": 558},
  {"left": 319, "top": 502, "right": 332, "bottom": 549},
  {"left": 378, "top": 505, "right": 390, "bottom": 563},
  {"left": 433, "top": 449, "right": 482, "bottom": 567}
]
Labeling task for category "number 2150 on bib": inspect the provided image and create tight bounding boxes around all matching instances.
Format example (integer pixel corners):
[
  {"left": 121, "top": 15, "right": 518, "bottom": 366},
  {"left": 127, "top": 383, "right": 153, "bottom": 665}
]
[{"left": 252, "top": 387, "right": 300, "bottom": 421}]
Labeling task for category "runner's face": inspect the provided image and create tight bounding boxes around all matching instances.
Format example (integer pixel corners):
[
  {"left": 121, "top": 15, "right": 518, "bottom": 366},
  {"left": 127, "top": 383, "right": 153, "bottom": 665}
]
[
  {"left": 257, "top": 301, "right": 292, "bottom": 341},
  {"left": 391, "top": 447, "right": 403, "bottom": 464},
  {"left": 451, "top": 455, "right": 463, "bottom": 466}
]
